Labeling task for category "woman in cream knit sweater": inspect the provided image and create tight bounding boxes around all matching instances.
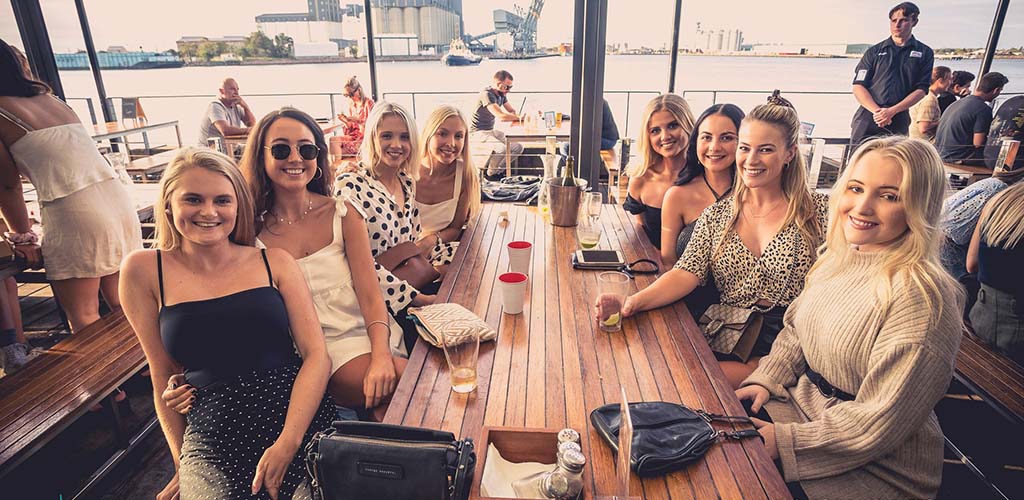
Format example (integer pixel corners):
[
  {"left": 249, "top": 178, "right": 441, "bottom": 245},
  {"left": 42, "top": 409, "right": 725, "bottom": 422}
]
[{"left": 737, "top": 136, "right": 964, "bottom": 500}]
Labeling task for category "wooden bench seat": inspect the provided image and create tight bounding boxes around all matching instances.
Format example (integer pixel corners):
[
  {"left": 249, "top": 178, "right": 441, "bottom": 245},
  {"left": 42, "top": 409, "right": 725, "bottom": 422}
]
[
  {"left": 0, "top": 310, "right": 150, "bottom": 490},
  {"left": 954, "top": 331, "right": 1024, "bottom": 425}
]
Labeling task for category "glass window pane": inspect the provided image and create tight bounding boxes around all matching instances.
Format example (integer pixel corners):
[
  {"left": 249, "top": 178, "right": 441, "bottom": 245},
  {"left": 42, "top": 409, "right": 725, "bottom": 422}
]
[{"left": 990, "top": 0, "right": 1023, "bottom": 106}]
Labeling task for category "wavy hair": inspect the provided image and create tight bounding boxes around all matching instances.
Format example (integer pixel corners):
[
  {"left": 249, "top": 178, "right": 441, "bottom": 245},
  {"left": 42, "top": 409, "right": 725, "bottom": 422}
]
[
  {"left": 978, "top": 182, "right": 1024, "bottom": 250},
  {"left": 630, "top": 94, "right": 696, "bottom": 178},
  {"left": 715, "top": 102, "right": 822, "bottom": 260},
  {"left": 359, "top": 102, "right": 420, "bottom": 180},
  {"left": 419, "top": 105, "right": 481, "bottom": 217},
  {"left": 675, "top": 103, "right": 744, "bottom": 186},
  {"left": 237, "top": 107, "right": 330, "bottom": 233},
  {"left": 810, "top": 136, "right": 963, "bottom": 317},
  {"left": 155, "top": 147, "right": 255, "bottom": 250}
]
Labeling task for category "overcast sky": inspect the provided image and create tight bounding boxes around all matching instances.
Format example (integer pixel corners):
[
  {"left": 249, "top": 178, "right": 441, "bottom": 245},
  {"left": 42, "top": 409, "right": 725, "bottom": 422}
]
[{"left": 2, "top": 0, "right": 1022, "bottom": 52}]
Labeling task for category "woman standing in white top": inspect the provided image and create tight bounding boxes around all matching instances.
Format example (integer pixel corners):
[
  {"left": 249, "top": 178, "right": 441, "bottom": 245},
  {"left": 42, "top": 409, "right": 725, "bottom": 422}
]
[
  {"left": 415, "top": 105, "right": 481, "bottom": 270},
  {"left": 0, "top": 39, "right": 141, "bottom": 334}
]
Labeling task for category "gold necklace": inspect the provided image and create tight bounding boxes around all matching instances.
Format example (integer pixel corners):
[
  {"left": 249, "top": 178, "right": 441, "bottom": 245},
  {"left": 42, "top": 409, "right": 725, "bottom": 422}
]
[
  {"left": 271, "top": 197, "right": 314, "bottom": 225},
  {"left": 744, "top": 199, "right": 784, "bottom": 219}
]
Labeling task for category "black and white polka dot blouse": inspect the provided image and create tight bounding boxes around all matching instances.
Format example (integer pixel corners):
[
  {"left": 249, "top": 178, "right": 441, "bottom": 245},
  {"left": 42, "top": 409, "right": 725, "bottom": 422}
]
[{"left": 335, "top": 168, "right": 422, "bottom": 313}]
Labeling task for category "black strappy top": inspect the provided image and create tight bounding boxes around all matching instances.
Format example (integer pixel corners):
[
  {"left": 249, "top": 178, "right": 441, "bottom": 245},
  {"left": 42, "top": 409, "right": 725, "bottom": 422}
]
[
  {"left": 622, "top": 194, "right": 663, "bottom": 249},
  {"left": 158, "top": 249, "right": 300, "bottom": 388}
]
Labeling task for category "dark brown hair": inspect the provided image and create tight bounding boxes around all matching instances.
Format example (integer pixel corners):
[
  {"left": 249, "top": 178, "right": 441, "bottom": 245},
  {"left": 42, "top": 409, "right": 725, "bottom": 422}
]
[{"left": 0, "top": 39, "right": 51, "bottom": 97}]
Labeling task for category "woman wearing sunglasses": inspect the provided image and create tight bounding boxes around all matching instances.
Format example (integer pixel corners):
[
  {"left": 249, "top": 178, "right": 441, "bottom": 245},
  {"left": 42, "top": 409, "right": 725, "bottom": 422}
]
[
  {"left": 165, "top": 107, "right": 407, "bottom": 424},
  {"left": 335, "top": 76, "right": 374, "bottom": 156}
]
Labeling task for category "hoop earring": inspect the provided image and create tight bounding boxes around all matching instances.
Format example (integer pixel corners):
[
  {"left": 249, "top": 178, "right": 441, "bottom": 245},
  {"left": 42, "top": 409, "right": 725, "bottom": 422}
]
[
  {"left": 164, "top": 208, "right": 171, "bottom": 215},
  {"left": 313, "top": 166, "right": 323, "bottom": 180},
  {"left": 783, "top": 162, "right": 790, "bottom": 169}
]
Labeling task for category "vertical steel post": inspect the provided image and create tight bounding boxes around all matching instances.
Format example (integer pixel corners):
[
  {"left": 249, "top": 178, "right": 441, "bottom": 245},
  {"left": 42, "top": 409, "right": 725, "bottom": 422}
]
[
  {"left": 363, "top": 0, "right": 380, "bottom": 101},
  {"left": 667, "top": 0, "right": 683, "bottom": 93},
  {"left": 10, "top": 0, "right": 65, "bottom": 99},
  {"left": 578, "top": 0, "right": 608, "bottom": 197},
  {"left": 74, "top": 0, "right": 116, "bottom": 123},
  {"left": 569, "top": 0, "right": 586, "bottom": 161},
  {"left": 978, "top": 0, "right": 1010, "bottom": 77}
]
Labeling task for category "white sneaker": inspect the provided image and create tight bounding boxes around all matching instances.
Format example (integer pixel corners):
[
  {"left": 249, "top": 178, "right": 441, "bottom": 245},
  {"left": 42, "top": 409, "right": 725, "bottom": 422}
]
[{"left": 1, "top": 343, "right": 34, "bottom": 374}]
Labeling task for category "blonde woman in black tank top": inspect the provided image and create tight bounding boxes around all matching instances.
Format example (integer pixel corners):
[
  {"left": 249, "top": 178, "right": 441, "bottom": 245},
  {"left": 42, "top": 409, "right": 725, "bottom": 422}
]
[{"left": 120, "top": 148, "right": 334, "bottom": 499}]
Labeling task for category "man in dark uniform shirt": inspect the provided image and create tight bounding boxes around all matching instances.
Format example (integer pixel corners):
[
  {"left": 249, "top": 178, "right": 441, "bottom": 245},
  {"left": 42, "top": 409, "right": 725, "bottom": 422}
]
[{"left": 850, "top": 2, "right": 933, "bottom": 149}]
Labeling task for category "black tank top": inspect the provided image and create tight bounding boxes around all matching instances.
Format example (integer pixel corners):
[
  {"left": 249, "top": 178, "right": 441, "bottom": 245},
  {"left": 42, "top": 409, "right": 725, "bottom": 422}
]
[
  {"left": 158, "top": 249, "right": 300, "bottom": 388},
  {"left": 623, "top": 194, "right": 663, "bottom": 249}
]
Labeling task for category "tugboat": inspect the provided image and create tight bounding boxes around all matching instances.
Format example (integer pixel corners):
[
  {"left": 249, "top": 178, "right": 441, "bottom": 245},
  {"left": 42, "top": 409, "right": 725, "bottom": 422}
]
[{"left": 442, "top": 38, "right": 482, "bottom": 66}]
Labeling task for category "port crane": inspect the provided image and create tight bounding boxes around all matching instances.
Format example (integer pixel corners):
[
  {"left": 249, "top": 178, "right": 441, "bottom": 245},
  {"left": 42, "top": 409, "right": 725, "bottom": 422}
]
[{"left": 464, "top": 0, "right": 545, "bottom": 57}]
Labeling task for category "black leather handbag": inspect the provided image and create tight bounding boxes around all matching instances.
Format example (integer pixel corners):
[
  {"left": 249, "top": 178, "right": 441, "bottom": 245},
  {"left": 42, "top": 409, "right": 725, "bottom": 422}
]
[
  {"left": 590, "top": 401, "right": 761, "bottom": 477},
  {"left": 305, "top": 421, "right": 476, "bottom": 500}
]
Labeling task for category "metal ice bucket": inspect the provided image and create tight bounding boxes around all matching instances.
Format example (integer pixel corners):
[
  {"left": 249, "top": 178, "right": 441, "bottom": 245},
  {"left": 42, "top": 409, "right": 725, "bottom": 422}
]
[{"left": 545, "top": 177, "right": 586, "bottom": 227}]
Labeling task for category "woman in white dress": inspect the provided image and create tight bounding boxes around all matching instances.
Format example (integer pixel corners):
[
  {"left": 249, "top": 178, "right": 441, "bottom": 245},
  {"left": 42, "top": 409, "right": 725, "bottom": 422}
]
[
  {"left": 415, "top": 105, "right": 481, "bottom": 271},
  {"left": 0, "top": 39, "right": 141, "bottom": 334}
]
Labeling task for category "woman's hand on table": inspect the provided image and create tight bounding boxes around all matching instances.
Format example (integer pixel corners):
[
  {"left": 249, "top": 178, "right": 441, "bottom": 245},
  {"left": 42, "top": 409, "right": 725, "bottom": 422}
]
[
  {"left": 162, "top": 374, "right": 194, "bottom": 414},
  {"left": 735, "top": 385, "right": 770, "bottom": 413},
  {"left": 593, "top": 293, "right": 639, "bottom": 323},
  {"left": 363, "top": 353, "right": 398, "bottom": 409},
  {"left": 750, "top": 417, "right": 778, "bottom": 460},
  {"left": 13, "top": 243, "right": 42, "bottom": 269}
]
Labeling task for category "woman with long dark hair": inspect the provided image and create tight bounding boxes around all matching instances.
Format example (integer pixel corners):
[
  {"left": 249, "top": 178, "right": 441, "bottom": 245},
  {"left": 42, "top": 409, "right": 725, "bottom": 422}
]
[
  {"left": 660, "top": 104, "right": 744, "bottom": 268},
  {"left": 0, "top": 38, "right": 141, "bottom": 335}
]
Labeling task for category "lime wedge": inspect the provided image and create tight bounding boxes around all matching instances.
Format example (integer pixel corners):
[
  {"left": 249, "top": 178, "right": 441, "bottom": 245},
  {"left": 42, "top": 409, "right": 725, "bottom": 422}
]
[{"left": 602, "top": 313, "right": 621, "bottom": 326}]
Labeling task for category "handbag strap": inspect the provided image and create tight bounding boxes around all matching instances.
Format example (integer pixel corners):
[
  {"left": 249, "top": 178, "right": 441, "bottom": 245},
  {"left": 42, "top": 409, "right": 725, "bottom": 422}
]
[
  {"left": 721, "top": 428, "right": 764, "bottom": 442},
  {"left": 695, "top": 408, "right": 754, "bottom": 424},
  {"left": 450, "top": 438, "right": 475, "bottom": 500},
  {"left": 620, "top": 258, "right": 659, "bottom": 277}
]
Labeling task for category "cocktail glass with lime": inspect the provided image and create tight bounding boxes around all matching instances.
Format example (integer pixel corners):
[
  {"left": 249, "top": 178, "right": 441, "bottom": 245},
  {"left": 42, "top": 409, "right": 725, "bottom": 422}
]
[{"left": 597, "top": 271, "right": 631, "bottom": 332}]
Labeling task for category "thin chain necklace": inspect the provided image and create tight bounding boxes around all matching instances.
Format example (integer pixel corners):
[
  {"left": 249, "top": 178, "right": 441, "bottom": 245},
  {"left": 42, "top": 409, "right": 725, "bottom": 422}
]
[
  {"left": 703, "top": 173, "right": 733, "bottom": 201},
  {"left": 271, "top": 196, "right": 313, "bottom": 225},
  {"left": 743, "top": 198, "right": 784, "bottom": 219}
]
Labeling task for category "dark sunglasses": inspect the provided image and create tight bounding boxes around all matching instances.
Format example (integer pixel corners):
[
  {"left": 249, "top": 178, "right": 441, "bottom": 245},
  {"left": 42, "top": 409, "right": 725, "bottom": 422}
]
[{"left": 265, "top": 144, "right": 320, "bottom": 161}]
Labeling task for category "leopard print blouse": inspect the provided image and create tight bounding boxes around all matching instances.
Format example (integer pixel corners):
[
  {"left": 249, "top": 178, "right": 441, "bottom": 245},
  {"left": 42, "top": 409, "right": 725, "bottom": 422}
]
[{"left": 674, "top": 192, "right": 829, "bottom": 308}]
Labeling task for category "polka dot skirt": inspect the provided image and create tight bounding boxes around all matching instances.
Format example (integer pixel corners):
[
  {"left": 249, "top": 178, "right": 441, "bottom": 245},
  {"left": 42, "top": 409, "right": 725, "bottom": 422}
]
[
  {"left": 178, "top": 364, "right": 335, "bottom": 500},
  {"left": 335, "top": 169, "right": 422, "bottom": 313}
]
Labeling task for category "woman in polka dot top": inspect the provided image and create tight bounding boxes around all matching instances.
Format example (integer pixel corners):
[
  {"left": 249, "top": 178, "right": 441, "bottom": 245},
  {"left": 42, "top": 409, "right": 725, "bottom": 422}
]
[{"left": 335, "top": 102, "right": 438, "bottom": 321}]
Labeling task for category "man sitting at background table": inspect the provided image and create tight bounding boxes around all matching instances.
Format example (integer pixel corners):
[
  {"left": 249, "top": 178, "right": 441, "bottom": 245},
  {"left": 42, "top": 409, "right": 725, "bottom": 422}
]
[
  {"left": 934, "top": 72, "right": 1008, "bottom": 166},
  {"left": 197, "top": 77, "right": 255, "bottom": 146},
  {"left": 471, "top": 70, "right": 524, "bottom": 179}
]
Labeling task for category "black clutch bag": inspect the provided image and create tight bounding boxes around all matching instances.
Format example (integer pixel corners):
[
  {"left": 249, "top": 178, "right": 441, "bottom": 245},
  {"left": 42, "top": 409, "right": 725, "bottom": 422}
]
[
  {"left": 305, "top": 421, "right": 476, "bottom": 500},
  {"left": 589, "top": 401, "right": 761, "bottom": 477}
]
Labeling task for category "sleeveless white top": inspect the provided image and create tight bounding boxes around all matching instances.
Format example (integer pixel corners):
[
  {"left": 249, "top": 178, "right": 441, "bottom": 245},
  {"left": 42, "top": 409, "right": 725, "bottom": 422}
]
[
  {"left": 259, "top": 199, "right": 404, "bottom": 370},
  {"left": 0, "top": 104, "right": 116, "bottom": 202},
  {"left": 416, "top": 163, "right": 463, "bottom": 234}
]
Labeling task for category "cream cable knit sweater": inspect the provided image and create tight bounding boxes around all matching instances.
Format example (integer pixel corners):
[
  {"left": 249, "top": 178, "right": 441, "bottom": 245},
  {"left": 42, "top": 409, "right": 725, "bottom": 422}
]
[{"left": 743, "top": 249, "right": 962, "bottom": 500}]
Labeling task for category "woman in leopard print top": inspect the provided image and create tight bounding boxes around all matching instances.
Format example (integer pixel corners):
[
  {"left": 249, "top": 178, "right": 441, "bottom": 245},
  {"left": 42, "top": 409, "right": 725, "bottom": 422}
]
[{"left": 596, "top": 99, "right": 827, "bottom": 388}]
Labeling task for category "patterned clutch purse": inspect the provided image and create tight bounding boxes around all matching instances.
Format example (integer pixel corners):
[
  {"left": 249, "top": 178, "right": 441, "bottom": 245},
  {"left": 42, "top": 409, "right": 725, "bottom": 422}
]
[
  {"left": 697, "top": 304, "right": 764, "bottom": 362},
  {"left": 408, "top": 303, "right": 497, "bottom": 348}
]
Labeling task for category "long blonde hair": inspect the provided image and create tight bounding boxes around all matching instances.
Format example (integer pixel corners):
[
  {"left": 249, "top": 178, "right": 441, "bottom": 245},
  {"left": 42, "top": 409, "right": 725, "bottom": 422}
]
[
  {"left": 978, "top": 182, "right": 1024, "bottom": 250},
  {"left": 810, "top": 136, "right": 963, "bottom": 315},
  {"left": 630, "top": 94, "right": 696, "bottom": 178},
  {"left": 419, "top": 105, "right": 481, "bottom": 217},
  {"left": 155, "top": 147, "right": 255, "bottom": 250},
  {"left": 359, "top": 101, "right": 420, "bottom": 180},
  {"left": 716, "top": 103, "right": 822, "bottom": 259}
]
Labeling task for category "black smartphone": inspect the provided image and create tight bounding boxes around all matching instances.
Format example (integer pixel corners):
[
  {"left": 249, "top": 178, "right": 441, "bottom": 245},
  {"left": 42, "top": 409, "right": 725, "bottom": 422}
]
[{"left": 572, "top": 249, "right": 625, "bottom": 269}]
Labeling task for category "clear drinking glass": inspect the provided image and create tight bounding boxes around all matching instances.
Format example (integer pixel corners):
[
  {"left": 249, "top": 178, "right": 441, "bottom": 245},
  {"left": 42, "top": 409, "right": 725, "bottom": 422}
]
[
  {"left": 597, "top": 271, "right": 631, "bottom": 333},
  {"left": 584, "top": 191, "right": 603, "bottom": 219},
  {"left": 576, "top": 214, "right": 602, "bottom": 249},
  {"left": 442, "top": 329, "right": 481, "bottom": 393},
  {"left": 538, "top": 181, "right": 551, "bottom": 223}
]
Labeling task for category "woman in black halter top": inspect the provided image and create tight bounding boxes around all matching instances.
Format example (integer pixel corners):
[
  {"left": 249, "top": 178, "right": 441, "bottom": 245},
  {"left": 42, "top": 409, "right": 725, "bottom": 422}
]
[
  {"left": 624, "top": 94, "right": 697, "bottom": 250},
  {"left": 120, "top": 148, "right": 334, "bottom": 499}
]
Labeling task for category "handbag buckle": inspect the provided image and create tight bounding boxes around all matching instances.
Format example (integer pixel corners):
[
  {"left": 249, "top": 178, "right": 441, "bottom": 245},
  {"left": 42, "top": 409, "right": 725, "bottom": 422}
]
[{"left": 703, "top": 319, "right": 725, "bottom": 338}]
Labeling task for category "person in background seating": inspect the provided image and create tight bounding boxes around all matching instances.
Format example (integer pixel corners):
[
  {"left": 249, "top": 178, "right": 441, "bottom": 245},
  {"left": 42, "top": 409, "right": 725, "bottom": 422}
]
[
  {"left": 335, "top": 76, "right": 374, "bottom": 156},
  {"left": 622, "top": 94, "right": 696, "bottom": 250},
  {"left": 737, "top": 136, "right": 964, "bottom": 500},
  {"left": 984, "top": 94, "right": 1024, "bottom": 171},
  {"left": 470, "top": 70, "right": 524, "bottom": 179},
  {"left": 197, "top": 77, "right": 256, "bottom": 146},
  {"left": 937, "top": 70, "right": 975, "bottom": 114},
  {"left": 967, "top": 182, "right": 1024, "bottom": 365},
  {"left": 850, "top": 2, "right": 933, "bottom": 149},
  {"left": 940, "top": 160, "right": 1024, "bottom": 319},
  {"left": 935, "top": 72, "right": 1008, "bottom": 166},
  {"left": 416, "top": 105, "right": 481, "bottom": 272},
  {"left": 908, "top": 65, "right": 951, "bottom": 142},
  {"left": 0, "top": 38, "right": 141, "bottom": 334},
  {"left": 599, "top": 97, "right": 828, "bottom": 389}
]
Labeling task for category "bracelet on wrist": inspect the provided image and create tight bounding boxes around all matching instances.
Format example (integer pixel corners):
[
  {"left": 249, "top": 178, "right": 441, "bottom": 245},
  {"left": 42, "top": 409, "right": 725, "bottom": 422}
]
[
  {"left": 366, "top": 320, "right": 391, "bottom": 333},
  {"left": 5, "top": 231, "right": 39, "bottom": 246}
]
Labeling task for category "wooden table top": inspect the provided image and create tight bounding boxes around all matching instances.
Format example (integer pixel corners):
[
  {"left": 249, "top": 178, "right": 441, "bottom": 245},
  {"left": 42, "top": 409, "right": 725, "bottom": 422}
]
[
  {"left": 385, "top": 202, "right": 790, "bottom": 500},
  {"left": 496, "top": 120, "right": 571, "bottom": 141},
  {"left": 943, "top": 162, "right": 993, "bottom": 176}
]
